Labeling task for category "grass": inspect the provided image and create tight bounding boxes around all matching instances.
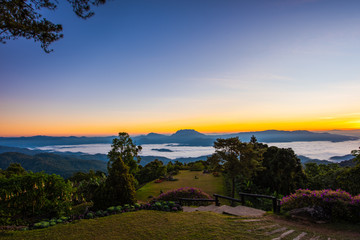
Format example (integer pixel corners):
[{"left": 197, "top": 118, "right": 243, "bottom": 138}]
[
  {"left": 0, "top": 211, "right": 264, "bottom": 240},
  {"left": 2, "top": 211, "right": 359, "bottom": 240},
  {"left": 136, "top": 170, "right": 225, "bottom": 202}
]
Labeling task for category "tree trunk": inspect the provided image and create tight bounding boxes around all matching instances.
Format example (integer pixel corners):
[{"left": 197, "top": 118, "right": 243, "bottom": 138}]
[{"left": 232, "top": 177, "right": 235, "bottom": 198}]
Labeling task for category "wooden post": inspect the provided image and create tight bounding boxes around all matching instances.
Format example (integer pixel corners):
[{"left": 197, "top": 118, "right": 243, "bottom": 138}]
[
  {"left": 272, "top": 197, "right": 277, "bottom": 213},
  {"left": 241, "top": 195, "right": 245, "bottom": 205},
  {"left": 215, "top": 195, "right": 220, "bottom": 206}
]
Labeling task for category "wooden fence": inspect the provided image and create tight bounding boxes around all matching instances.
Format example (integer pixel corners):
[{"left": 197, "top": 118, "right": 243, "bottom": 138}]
[{"left": 179, "top": 192, "right": 281, "bottom": 213}]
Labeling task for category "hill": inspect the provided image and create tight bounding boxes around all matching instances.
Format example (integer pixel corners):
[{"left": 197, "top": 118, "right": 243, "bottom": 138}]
[{"left": 0, "top": 152, "right": 107, "bottom": 178}]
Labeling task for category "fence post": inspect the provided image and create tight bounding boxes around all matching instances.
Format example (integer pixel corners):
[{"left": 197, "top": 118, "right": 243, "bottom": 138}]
[
  {"left": 241, "top": 195, "right": 245, "bottom": 206},
  {"left": 277, "top": 199, "right": 281, "bottom": 213},
  {"left": 215, "top": 195, "right": 220, "bottom": 206},
  {"left": 272, "top": 197, "right": 277, "bottom": 213}
]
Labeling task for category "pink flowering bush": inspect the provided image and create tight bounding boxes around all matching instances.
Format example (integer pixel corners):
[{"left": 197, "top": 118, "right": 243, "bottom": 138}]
[
  {"left": 153, "top": 187, "right": 213, "bottom": 206},
  {"left": 281, "top": 189, "right": 360, "bottom": 222}
]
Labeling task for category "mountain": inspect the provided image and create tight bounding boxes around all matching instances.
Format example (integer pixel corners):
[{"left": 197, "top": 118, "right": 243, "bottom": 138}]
[
  {"left": 134, "top": 129, "right": 358, "bottom": 146},
  {"left": 133, "top": 129, "right": 212, "bottom": 146},
  {"left": 297, "top": 155, "right": 333, "bottom": 165},
  {"left": 0, "top": 152, "right": 107, "bottom": 178},
  {"left": 0, "top": 145, "right": 108, "bottom": 162},
  {"left": 0, "top": 129, "right": 357, "bottom": 148},
  {"left": 0, "top": 145, "right": 44, "bottom": 155},
  {"left": 223, "top": 130, "right": 358, "bottom": 143},
  {"left": 0, "top": 136, "right": 115, "bottom": 148},
  {"left": 329, "top": 154, "right": 354, "bottom": 162},
  {"left": 170, "top": 129, "right": 206, "bottom": 138}
]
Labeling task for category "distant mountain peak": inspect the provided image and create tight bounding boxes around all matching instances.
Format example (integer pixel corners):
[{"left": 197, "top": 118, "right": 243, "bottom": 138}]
[
  {"left": 171, "top": 129, "right": 205, "bottom": 137},
  {"left": 146, "top": 132, "right": 166, "bottom": 137}
]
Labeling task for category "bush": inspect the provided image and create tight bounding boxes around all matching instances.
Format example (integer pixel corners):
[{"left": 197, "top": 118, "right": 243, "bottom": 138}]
[
  {"left": 281, "top": 189, "right": 360, "bottom": 222},
  {"left": 0, "top": 172, "right": 74, "bottom": 225},
  {"left": 70, "top": 202, "right": 93, "bottom": 216},
  {"left": 153, "top": 187, "right": 212, "bottom": 206}
]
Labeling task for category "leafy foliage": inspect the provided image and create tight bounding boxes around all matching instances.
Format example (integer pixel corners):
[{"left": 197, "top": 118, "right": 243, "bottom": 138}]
[
  {"left": 136, "top": 159, "right": 166, "bottom": 185},
  {"left": 0, "top": 152, "right": 107, "bottom": 178},
  {"left": 0, "top": 0, "right": 106, "bottom": 52},
  {"left": 0, "top": 171, "right": 74, "bottom": 225},
  {"left": 305, "top": 152, "right": 360, "bottom": 196},
  {"left": 69, "top": 170, "right": 106, "bottom": 204},
  {"left": 210, "top": 137, "right": 265, "bottom": 198},
  {"left": 281, "top": 189, "right": 360, "bottom": 222},
  {"left": 93, "top": 132, "right": 139, "bottom": 209},
  {"left": 254, "top": 146, "right": 306, "bottom": 195},
  {"left": 107, "top": 132, "right": 142, "bottom": 176},
  {"left": 153, "top": 187, "right": 212, "bottom": 203}
]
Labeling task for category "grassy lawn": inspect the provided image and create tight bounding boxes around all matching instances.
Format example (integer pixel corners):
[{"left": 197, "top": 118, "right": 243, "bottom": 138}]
[
  {"left": 136, "top": 170, "right": 225, "bottom": 202},
  {"left": 2, "top": 211, "right": 359, "bottom": 240},
  {"left": 0, "top": 211, "right": 264, "bottom": 240}
]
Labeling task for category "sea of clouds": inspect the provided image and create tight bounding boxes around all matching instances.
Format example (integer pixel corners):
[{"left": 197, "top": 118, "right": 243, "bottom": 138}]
[{"left": 35, "top": 139, "right": 360, "bottom": 161}]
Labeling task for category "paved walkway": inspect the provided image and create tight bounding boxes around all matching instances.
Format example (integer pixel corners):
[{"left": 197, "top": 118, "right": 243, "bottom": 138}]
[{"left": 183, "top": 205, "right": 339, "bottom": 240}]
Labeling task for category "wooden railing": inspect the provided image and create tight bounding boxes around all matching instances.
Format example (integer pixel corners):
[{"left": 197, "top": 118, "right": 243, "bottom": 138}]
[
  {"left": 178, "top": 198, "right": 217, "bottom": 206},
  {"left": 179, "top": 193, "right": 280, "bottom": 213},
  {"left": 237, "top": 192, "right": 281, "bottom": 213}
]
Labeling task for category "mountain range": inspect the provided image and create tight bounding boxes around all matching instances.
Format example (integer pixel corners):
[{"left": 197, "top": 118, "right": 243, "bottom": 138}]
[{"left": 0, "top": 129, "right": 358, "bottom": 148}]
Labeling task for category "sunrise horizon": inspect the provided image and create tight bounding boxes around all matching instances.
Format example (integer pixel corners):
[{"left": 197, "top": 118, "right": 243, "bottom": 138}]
[
  {"left": 1, "top": 0, "right": 359, "bottom": 139},
  {"left": 1, "top": 125, "right": 359, "bottom": 138}
]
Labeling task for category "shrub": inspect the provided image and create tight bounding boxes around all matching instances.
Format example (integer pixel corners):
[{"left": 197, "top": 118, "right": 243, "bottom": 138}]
[
  {"left": 0, "top": 172, "right": 74, "bottom": 225},
  {"left": 70, "top": 202, "right": 93, "bottom": 216},
  {"left": 281, "top": 189, "right": 360, "bottom": 222},
  {"left": 153, "top": 187, "right": 212, "bottom": 206}
]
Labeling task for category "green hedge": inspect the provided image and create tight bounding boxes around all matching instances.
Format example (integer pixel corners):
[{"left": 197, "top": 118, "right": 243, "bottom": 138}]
[{"left": 0, "top": 172, "right": 74, "bottom": 225}]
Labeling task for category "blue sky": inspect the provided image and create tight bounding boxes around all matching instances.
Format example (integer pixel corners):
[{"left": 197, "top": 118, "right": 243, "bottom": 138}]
[{"left": 1, "top": 0, "right": 360, "bottom": 136}]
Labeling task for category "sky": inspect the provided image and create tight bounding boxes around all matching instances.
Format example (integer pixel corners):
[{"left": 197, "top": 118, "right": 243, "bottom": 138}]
[{"left": 1, "top": 0, "right": 360, "bottom": 136}]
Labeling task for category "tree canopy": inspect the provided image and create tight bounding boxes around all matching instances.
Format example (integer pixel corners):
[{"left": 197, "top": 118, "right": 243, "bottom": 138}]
[
  {"left": 107, "top": 132, "right": 142, "bottom": 176},
  {"left": 0, "top": 0, "right": 106, "bottom": 52},
  {"left": 211, "top": 137, "right": 264, "bottom": 198}
]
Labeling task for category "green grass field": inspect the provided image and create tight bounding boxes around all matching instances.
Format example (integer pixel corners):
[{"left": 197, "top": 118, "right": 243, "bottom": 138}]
[
  {"left": 0, "top": 211, "right": 264, "bottom": 240},
  {"left": 136, "top": 170, "right": 225, "bottom": 202},
  {"left": 2, "top": 211, "right": 359, "bottom": 240}
]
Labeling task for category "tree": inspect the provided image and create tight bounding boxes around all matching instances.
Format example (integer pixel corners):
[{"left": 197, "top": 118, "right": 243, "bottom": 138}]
[
  {"left": 254, "top": 146, "right": 305, "bottom": 195},
  {"left": 107, "top": 132, "right": 142, "bottom": 176},
  {"left": 211, "top": 137, "right": 264, "bottom": 198},
  {"left": 206, "top": 153, "right": 223, "bottom": 173},
  {"left": 4, "top": 163, "right": 27, "bottom": 177},
  {"left": 93, "top": 132, "right": 139, "bottom": 209},
  {"left": 136, "top": 159, "right": 166, "bottom": 185},
  {"left": 1, "top": 0, "right": 106, "bottom": 53},
  {"left": 103, "top": 154, "right": 136, "bottom": 207}
]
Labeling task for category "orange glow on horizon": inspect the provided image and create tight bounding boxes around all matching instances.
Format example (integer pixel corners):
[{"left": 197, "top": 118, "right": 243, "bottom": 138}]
[{"left": 1, "top": 117, "right": 359, "bottom": 137}]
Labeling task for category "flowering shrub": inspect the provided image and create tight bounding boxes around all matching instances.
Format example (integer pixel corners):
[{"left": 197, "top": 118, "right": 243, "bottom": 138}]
[
  {"left": 141, "top": 201, "right": 182, "bottom": 212},
  {"left": 281, "top": 189, "right": 360, "bottom": 222},
  {"left": 153, "top": 187, "right": 213, "bottom": 206}
]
